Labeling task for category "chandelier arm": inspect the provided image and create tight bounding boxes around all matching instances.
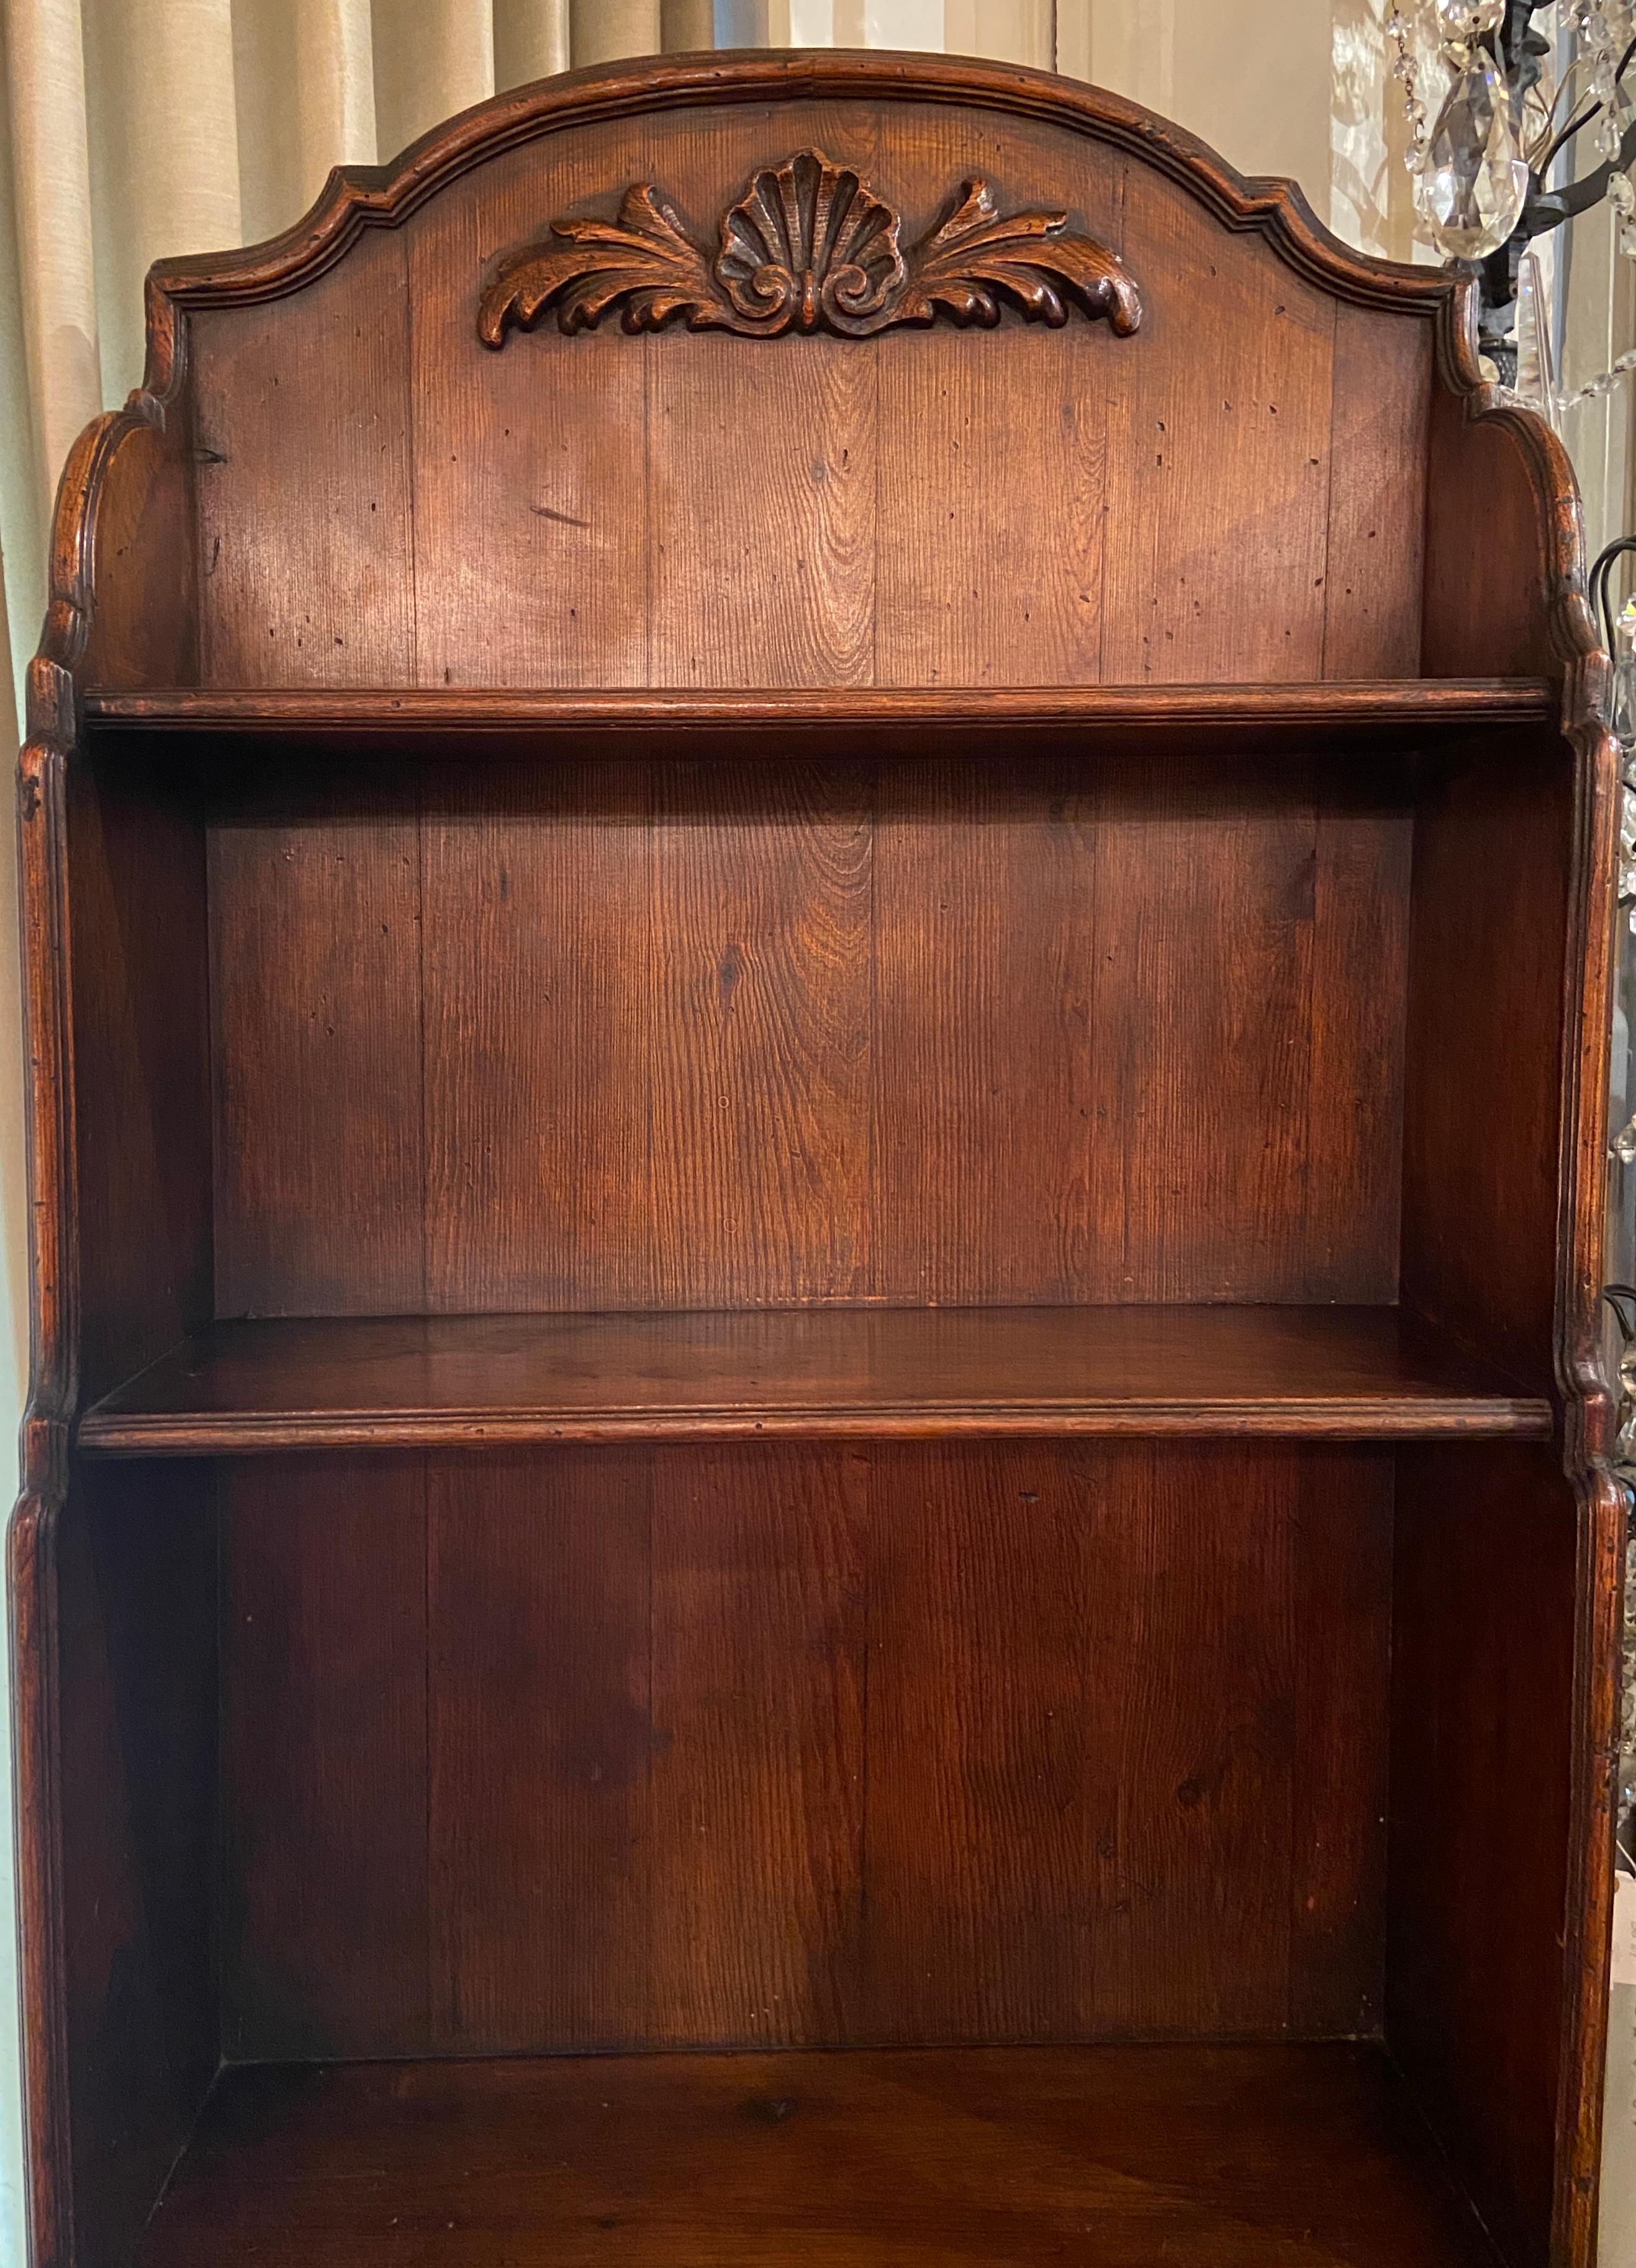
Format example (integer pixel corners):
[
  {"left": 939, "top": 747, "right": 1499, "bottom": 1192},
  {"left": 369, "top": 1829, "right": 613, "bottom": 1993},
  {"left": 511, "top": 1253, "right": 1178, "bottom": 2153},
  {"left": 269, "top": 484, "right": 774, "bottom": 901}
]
[
  {"left": 1533, "top": 35, "right": 1636, "bottom": 178},
  {"left": 1524, "top": 109, "right": 1636, "bottom": 232}
]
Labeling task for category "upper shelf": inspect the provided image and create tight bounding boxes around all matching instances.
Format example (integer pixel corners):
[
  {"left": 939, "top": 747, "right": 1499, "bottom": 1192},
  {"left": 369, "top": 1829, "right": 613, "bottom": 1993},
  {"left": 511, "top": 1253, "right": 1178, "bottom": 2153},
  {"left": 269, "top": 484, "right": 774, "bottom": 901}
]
[
  {"left": 78, "top": 1304, "right": 1552, "bottom": 1457},
  {"left": 81, "top": 680, "right": 1559, "bottom": 759}
]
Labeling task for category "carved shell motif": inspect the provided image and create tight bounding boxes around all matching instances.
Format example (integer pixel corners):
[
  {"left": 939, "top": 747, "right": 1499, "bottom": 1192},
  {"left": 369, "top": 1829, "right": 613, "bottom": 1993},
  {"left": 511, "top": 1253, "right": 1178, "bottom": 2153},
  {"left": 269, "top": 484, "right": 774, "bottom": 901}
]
[
  {"left": 716, "top": 151, "right": 906, "bottom": 332},
  {"left": 478, "top": 149, "right": 1141, "bottom": 345}
]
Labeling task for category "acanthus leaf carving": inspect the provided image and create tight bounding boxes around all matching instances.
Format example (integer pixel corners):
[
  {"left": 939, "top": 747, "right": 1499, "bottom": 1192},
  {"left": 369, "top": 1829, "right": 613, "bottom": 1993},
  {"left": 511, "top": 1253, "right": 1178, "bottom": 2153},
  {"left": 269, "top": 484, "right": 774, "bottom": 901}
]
[
  {"left": 476, "top": 183, "right": 719, "bottom": 341},
  {"left": 896, "top": 177, "right": 1142, "bottom": 333},
  {"left": 477, "top": 148, "right": 1141, "bottom": 346}
]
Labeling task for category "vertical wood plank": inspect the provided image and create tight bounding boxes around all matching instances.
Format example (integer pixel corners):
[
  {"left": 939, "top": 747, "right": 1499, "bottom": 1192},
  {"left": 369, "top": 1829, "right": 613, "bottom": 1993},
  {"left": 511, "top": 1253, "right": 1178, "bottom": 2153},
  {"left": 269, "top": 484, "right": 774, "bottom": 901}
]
[
  {"left": 875, "top": 757, "right": 1404, "bottom": 1304},
  {"left": 874, "top": 757, "right": 1098, "bottom": 1302},
  {"left": 647, "top": 332, "right": 877, "bottom": 687},
  {"left": 1290, "top": 1447, "right": 1393, "bottom": 2035},
  {"left": 641, "top": 110, "right": 880, "bottom": 690},
  {"left": 1388, "top": 1443, "right": 1576, "bottom": 2267},
  {"left": 220, "top": 1456, "right": 430, "bottom": 2060},
  {"left": 862, "top": 1442, "right": 1093, "bottom": 2042},
  {"left": 421, "top": 760, "right": 653, "bottom": 1311},
  {"left": 192, "top": 235, "right": 415, "bottom": 687},
  {"left": 1084, "top": 1443, "right": 1295, "bottom": 2035},
  {"left": 874, "top": 114, "right": 1119, "bottom": 688},
  {"left": 1321, "top": 307, "right": 1433, "bottom": 678},
  {"left": 874, "top": 321, "right": 1110, "bottom": 687},
  {"left": 70, "top": 757, "right": 212, "bottom": 1401},
  {"left": 1101, "top": 178, "right": 1334, "bottom": 682},
  {"left": 210, "top": 785, "right": 425, "bottom": 1316},
  {"left": 1095, "top": 769, "right": 1321, "bottom": 1299},
  {"left": 1306, "top": 780, "right": 1414, "bottom": 1301},
  {"left": 648, "top": 1444, "right": 867, "bottom": 2046},
  {"left": 428, "top": 1448, "right": 653, "bottom": 2051},
  {"left": 646, "top": 761, "right": 875, "bottom": 1306},
  {"left": 407, "top": 169, "right": 649, "bottom": 687}
]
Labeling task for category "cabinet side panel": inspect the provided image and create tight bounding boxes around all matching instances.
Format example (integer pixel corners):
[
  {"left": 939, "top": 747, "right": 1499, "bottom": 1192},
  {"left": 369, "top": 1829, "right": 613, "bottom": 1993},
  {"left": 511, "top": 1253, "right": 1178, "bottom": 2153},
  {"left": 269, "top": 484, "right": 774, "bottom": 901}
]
[
  {"left": 1388, "top": 1442, "right": 1576, "bottom": 2268},
  {"left": 58, "top": 1460, "right": 217, "bottom": 2268},
  {"left": 1422, "top": 391, "right": 1557, "bottom": 681},
  {"left": 70, "top": 752, "right": 212, "bottom": 1402},
  {"left": 1400, "top": 736, "right": 1569, "bottom": 1389}
]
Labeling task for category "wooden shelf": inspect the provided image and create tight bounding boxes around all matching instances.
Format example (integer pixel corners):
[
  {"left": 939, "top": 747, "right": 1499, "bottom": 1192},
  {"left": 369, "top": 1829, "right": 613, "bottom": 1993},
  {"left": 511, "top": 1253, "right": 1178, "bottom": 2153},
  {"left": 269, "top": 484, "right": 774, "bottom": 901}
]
[
  {"left": 78, "top": 1304, "right": 1551, "bottom": 1455},
  {"left": 82, "top": 677, "right": 1557, "bottom": 757},
  {"left": 134, "top": 2043, "right": 1498, "bottom": 2268}
]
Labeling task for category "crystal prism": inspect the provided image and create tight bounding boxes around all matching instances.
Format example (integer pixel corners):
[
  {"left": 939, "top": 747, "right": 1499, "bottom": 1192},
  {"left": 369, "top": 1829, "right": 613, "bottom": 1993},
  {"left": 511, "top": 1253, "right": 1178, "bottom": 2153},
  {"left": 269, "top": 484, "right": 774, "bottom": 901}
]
[{"left": 1414, "top": 52, "right": 1529, "bottom": 260}]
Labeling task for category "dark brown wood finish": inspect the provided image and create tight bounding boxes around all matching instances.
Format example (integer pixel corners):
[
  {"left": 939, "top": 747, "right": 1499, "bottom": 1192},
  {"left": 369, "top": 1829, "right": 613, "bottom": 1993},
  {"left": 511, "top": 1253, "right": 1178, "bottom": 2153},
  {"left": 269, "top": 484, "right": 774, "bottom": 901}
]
[
  {"left": 199, "top": 748, "right": 1414, "bottom": 1317},
  {"left": 133, "top": 2045, "right": 1501, "bottom": 2268},
  {"left": 9, "top": 48, "right": 1622, "bottom": 2268},
  {"left": 79, "top": 1306, "right": 1551, "bottom": 1453},
  {"left": 217, "top": 1440, "right": 1390, "bottom": 2060},
  {"left": 83, "top": 677, "right": 1557, "bottom": 744}
]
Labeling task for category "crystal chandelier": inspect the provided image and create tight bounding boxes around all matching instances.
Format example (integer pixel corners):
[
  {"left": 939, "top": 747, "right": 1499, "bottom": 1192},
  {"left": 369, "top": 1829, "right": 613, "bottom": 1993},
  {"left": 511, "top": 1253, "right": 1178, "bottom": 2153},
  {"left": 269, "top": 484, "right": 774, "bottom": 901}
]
[{"left": 1388, "top": 1, "right": 1636, "bottom": 390}]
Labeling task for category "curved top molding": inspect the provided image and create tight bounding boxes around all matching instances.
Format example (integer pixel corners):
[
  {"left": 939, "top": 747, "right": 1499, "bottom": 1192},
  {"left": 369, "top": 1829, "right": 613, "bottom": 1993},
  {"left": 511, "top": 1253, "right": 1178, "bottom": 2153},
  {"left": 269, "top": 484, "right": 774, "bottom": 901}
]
[{"left": 138, "top": 48, "right": 1463, "bottom": 397}]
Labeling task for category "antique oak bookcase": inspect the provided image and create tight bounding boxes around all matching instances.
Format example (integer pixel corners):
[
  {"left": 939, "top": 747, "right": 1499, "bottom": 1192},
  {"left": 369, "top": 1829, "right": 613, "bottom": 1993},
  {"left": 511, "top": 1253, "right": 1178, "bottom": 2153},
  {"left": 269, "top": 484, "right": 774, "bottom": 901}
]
[{"left": 9, "top": 48, "right": 1627, "bottom": 2268}]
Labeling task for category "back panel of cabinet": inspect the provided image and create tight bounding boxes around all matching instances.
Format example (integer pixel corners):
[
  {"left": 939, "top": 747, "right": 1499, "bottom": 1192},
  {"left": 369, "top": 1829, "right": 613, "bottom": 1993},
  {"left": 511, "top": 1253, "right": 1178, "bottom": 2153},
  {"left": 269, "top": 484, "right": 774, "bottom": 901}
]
[
  {"left": 207, "top": 750, "right": 1413, "bottom": 1316},
  {"left": 218, "top": 1437, "right": 1394, "bottom": 2062},
  {"left": 188, "top": 99, "right": 1432, "bottom": 695}
]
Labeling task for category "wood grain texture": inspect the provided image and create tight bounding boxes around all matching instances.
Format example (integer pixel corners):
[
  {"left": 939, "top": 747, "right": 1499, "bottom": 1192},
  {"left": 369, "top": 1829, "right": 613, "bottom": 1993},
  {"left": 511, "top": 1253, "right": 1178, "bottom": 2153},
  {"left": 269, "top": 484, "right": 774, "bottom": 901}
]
[
  {"left": 645, "top": 759, "right": 875, "bottom": 1303},
  {"left": 419, "top": 759, "right": 649, "bottom": 1309},
  {"left": 1321, "top": 305, "right": 1431, "bottom": 678},
  {"left": 56, "top": 1460, "right": 217, "bottom": 2268},
  {"left": 73, "top": 412, "right": 198, "bottom": 692},
  {"left": 84, "top": 678, "right": 1558, "bottom": 742},
  {"left": 210, "top": 778, "right": 425, "bottom": 1315},
  {"left": 16, "top": 48, "right": 1617, "bottom": 2268},
  {"left": 872, "top": 117, "right": 1119, "bottom": 689},
  {"left": 646, "top": 332, "right": 877, "bottom": 687},
  {"left": 68, "top": 751, "right": 212, "bottom": 1403},
  {"left": 177, "top": 88, "right": 1439, "bottom": 694},
  {"left": 1100, "top": 166, "right": 1332, "bottom": 683},
  {"left": 648, "top": 1445, "right": 867, "bottom": 2045},
  {"left": 220, "top": 1457, "right": 430, "bottom": 2059},
  {"left": 1388, "top": 1444, "right": 1578, "bottom": 2268},
  {"left": 407, "top": 110, "right": 651, "bottom": 689},
  {"left": 76, "top": 1305, "right": 1552, "bottom": 1454},
  {"left": 428, "top": 1448, "right": 651, "bottom": 2052},
  {"left": 204, "top": 751, "right": 1416, "bottom": 1317},
  {"left": 134, "top": 2044, "right": 1501, "bottom": 2268},
  {"left": 192, "top": 232, "right": 415, "bottom": 687},
  {"left": 1400, "top": 738, "right": 1571, "bottom": 1389},
  {"left": 220, "top": 1439, "right": 1393, "bottom": 2061},
  {"left": 1290, "top": 1447, "right": 1394, "bottom": 2037}
]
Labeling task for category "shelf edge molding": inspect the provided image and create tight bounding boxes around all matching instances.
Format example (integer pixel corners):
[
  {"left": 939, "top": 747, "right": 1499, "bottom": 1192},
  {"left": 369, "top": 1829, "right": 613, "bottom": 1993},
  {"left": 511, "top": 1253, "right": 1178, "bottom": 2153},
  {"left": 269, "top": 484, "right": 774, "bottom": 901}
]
[
  {"left": 82, "top": 677, "right": 1559, "bottom": 736},
  {"left": 78, "top": 1396, "right": 1556, "bottom": 1455}
]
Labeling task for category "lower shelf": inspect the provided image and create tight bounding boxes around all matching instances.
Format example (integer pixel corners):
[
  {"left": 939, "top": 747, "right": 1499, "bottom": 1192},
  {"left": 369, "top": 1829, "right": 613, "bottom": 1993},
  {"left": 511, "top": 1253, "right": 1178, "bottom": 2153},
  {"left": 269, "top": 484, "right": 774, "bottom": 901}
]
[{"left": 137, "top": 2044, "right": 1496, "bottom": 2267}]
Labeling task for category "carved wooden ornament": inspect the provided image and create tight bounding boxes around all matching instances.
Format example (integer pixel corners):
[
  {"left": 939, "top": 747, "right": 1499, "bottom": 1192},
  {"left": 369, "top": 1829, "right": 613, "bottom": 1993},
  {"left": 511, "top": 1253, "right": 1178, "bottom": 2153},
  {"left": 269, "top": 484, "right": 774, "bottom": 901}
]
[{"left": 477, "top": 148, "right": 1142, "bottom": 343}]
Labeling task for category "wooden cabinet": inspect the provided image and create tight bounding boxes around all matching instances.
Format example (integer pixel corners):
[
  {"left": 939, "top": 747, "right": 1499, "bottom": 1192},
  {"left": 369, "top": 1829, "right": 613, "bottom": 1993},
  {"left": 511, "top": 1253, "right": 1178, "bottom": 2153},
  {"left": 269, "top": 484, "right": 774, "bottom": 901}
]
[{"left": 11, "top": 51, "right": 1624, "bottom": 2268}]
